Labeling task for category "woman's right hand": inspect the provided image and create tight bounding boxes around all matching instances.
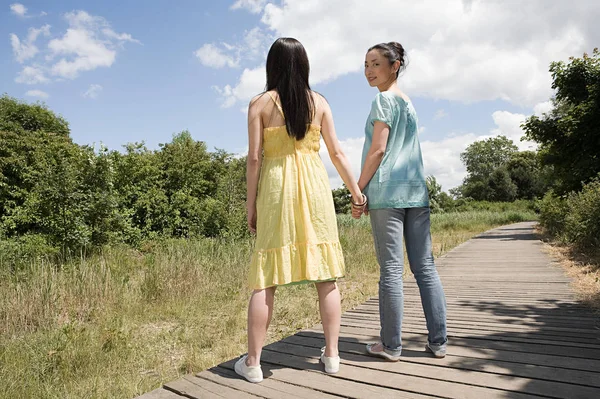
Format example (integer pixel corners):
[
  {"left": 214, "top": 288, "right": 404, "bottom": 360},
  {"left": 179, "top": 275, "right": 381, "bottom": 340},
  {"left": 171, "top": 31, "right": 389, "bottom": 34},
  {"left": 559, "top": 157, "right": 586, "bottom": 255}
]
[{"left": 351, "top": 205, "right": 363, "bottom": 219}]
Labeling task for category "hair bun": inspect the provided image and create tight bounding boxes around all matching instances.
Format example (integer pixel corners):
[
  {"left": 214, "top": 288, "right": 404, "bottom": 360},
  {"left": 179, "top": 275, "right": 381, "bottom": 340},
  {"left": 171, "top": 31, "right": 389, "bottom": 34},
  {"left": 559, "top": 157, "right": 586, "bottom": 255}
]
[{"left": 387, "top": 42, "right": 405, "bottom": 57}]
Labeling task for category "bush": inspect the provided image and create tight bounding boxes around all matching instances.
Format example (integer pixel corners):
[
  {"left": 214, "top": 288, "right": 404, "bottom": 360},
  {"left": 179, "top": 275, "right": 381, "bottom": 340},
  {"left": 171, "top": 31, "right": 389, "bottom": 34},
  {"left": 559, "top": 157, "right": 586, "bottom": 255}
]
[
  {"left": 564, "top": 178, "right": 600, "bottom": 249},
  {"left": 539, "top": 177, "right": 600, "bottom": 250},
  {"left": 0, "top": 234, "right": 58, "bottom": 272},
  {"left": 453, "top": 199, "right": 537, "bottom": 213},
  {"left": 538, "top": 192, "right": 568, "bottom": 238}
]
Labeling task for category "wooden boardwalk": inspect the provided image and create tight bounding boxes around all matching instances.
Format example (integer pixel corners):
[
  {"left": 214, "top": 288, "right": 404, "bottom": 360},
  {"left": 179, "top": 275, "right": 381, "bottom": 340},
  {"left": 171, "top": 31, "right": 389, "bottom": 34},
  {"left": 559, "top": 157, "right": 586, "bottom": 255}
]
[{"left": 139, "top": 222, "right": 600, "bottom": 399}]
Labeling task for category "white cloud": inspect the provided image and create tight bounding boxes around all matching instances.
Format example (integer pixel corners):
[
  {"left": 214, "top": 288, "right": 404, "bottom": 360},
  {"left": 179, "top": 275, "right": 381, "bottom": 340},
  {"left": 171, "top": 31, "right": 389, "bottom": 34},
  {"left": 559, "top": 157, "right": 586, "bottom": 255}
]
[
  {"left": 10, "top": 34, "right": 35, "bottom": 62},
  {"left": 25, "top": 89, "right": 49, "bottom": 99},
  {"left": 243, "top": 27, "right": 272, "bottom": 56},
  {"left": 421, "top": 133, "right": 478, "bottom": 191},
  {"left": 231, "top": 0, "right": 267, "bottom": 14},
  {"left": 434, "top": 109, "right": 448, "bottom": 120},
  {"left": 195, "top": 27, "right": 272, "bottom": 71},
  {"left": 10, "top": 24, "right": 51, "bottom": 63},
  {"left": 46, "top": 10, "right": 139, "bottom": 79},
  {"left": 218, "top": 0, "right": 599, "bottom": 108},
  {"left": 102, "top": 29, "right": 141, "bottom": 44},
  {"left": 194, "top": 43, "right": 239, "bottom": 68},
  {"left": 49, "top": 29, "right": 116, "bottom": 78},
  {"left": 214, "top": 66, "right": 265, "bottom": 107},
  {"left": 83, "top": 84, "right": 103, "bottom": 99},
  {"left": 533, "top": 100, "right": 553, "bottom": 117},
  {"left": 488, "top": 111, "right": 537, "bottom": 152},
  {"left": 10, "top": 3, "right": 27, "bottom": 17},
  {"left": 15, "top": 65, "right": 49, "bottom": 84}
]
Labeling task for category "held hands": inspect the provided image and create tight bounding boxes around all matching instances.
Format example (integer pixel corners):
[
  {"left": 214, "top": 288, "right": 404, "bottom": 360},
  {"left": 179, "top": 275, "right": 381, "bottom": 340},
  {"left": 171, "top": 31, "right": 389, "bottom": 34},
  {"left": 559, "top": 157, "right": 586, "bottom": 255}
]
[{"left": 351, "top": 194, "right": 368, "bottom": 219}]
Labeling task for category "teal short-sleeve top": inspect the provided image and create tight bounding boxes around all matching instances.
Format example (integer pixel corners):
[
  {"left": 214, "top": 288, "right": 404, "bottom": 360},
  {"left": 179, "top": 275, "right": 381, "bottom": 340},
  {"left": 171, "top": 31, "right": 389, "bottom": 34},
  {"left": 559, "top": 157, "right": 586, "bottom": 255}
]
[{"left": 361, "top": 91, "right": 429, "bottom": 209}]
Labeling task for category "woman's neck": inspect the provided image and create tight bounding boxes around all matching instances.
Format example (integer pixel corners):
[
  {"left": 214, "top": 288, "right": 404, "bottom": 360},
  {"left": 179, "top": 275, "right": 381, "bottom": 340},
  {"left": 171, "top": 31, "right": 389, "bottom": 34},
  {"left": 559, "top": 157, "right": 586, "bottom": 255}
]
[{"left": 377, "top": 79, "right": 398, "bottom": 93}]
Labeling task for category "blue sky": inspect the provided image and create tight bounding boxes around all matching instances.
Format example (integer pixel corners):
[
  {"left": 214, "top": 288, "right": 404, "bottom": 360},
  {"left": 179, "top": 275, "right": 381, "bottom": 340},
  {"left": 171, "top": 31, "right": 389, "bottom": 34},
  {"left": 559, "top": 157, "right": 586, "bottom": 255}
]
[{"left": 2, "top": 1, "right": 598, "bottom": 190}]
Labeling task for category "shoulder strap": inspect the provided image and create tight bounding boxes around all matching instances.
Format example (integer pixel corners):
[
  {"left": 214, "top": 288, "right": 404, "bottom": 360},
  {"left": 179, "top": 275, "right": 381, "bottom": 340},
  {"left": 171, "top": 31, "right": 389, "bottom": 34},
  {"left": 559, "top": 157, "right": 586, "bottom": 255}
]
[{"left": 267, "top": 92, "right": 285, "bottom": 118}]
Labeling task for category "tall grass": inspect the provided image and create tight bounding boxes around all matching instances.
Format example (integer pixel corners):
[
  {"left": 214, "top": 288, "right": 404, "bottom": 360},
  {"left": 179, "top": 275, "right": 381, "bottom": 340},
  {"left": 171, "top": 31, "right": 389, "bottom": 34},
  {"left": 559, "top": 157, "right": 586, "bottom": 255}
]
[{"left": 0, "top": 210, "right": 536, "bottom": 399}]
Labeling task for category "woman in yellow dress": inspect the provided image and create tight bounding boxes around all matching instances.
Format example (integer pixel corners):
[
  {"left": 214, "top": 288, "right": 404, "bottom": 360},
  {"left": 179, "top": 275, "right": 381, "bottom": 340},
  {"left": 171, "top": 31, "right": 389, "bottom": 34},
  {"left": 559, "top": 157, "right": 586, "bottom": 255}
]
[{"left": 235, "top": 38, "right": 364, "bottom": 382}]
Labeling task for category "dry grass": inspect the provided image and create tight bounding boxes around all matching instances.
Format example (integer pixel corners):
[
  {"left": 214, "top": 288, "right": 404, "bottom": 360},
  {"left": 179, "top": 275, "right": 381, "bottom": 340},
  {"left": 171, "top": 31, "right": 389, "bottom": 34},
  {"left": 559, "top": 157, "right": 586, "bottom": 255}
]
[
  {"left": 0, "top": 210, "right": 537, "bottom": 399},
  {"left": 539, "top": 234, "right": 600, "bottom": 310}
]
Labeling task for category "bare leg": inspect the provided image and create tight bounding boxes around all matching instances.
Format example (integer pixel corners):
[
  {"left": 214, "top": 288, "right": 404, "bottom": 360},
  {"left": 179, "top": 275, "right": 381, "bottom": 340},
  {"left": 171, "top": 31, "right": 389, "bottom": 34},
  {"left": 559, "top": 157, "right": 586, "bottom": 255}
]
[
  {"left": 246, "top": 287, "right": 276, "bottom": 366},
  {"left": 316, "top": 281, "right": 341, "bottom": 357}
]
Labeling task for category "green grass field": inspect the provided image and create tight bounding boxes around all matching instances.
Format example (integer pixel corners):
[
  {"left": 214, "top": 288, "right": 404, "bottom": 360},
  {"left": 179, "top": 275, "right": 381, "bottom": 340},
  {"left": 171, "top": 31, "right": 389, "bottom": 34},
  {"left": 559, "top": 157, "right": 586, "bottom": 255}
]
[{"left": 0, "top": 209, "right": 537, "bottom": 399}]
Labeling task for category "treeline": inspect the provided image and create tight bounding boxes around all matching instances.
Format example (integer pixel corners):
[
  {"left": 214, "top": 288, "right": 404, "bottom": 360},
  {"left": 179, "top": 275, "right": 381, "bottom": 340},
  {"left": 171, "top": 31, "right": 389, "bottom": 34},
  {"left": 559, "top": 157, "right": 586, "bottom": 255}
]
[
  {"left": 0, "top": 95, "right": 247, "bottom": 265},
  {"left": 527, "top": 49, "right": 600, "bottom": 251}
]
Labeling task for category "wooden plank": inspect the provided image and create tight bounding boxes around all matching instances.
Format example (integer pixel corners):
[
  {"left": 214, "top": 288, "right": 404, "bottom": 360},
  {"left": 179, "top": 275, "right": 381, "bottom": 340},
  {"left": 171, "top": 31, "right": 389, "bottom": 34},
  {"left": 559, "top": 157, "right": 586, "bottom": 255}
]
[
  {"left": 331, "top": 325, "right": 600, "bottom": 359},
  {"left": 165, "top": 374, "right": 259, "bottom": 398},
  {"left": 339, "top": 318, "right": 600, "bottom": 350},
  {"left": 346, "top": 309, "right": 600, "bottom": 330},
  {"left": 298, "top": 329, "right": 600, "bottom": 373},
  {"left": 137, "top": 388, "right": 183, "bottom": 399},
  {"left": 357, "top": 303, "right": 600, "bottom": 320},
  {"left": 340, "top": 315, "right": 600, "bottom": 342},
  {"left": 283, "top": 333, "right": 600, "bottom": 388},
  {"left": 197, "top": 366, "right": 340, "bottom": 399},
  {"left": 217, "top": 358, "right": 429, "bottom": 399},
  {"left": 259, "top": 347, "right": 540, "bottom": 399},
  {"left": 350, "top": 307, "right": 599, "bottom": 326},
  {"left": 342, "top": 312, "right": 600, "bottom": 338},
  {"left": 369, "top": 298, "right": 592, "bottom": 310},
  {"left": 264, "top": 341, "right": 600, "bottom": 398}
]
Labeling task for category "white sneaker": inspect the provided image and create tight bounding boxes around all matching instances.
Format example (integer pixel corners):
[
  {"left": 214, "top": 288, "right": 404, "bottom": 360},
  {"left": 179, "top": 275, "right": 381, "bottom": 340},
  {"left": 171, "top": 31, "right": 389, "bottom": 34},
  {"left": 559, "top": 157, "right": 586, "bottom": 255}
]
[
  {"left": 425, "top": 343, "right": 447, "bottom": 358},
  {"left": 234, "top": 355, "right": 263, "bottom": 383},
  {"left": 320, "top": 347, "right": 340, "bottom": 374}
]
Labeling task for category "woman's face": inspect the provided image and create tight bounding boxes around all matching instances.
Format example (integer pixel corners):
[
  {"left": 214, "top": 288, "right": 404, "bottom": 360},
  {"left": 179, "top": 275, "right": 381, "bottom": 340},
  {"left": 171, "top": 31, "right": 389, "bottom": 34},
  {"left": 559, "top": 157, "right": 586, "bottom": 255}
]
[{"left": 364, "top": 49, "right": 397, "bottom": 87}]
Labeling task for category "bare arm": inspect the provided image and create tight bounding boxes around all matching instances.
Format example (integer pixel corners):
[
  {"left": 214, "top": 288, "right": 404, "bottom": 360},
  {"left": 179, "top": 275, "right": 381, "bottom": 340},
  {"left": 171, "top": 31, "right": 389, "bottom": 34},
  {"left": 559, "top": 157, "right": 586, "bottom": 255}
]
[
  {"left": 246, "top": 96, "right": 263, "bottom": 233},
  {"left": 320, "top": 99, "right": 363, "bottom": 204},
  {"left": 357, "top": 120, "right": 389, "bottom": 191}
]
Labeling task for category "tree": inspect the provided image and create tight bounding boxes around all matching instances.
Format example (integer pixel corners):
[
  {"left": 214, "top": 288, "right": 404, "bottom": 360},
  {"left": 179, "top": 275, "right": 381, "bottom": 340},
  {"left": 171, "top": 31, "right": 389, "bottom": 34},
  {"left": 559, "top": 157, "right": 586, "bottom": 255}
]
[
  {"left": 505, "top": 151, "right": 547, "bottom": 199},
  {"left": 488, "top": 167, "right": 517, "bottom": 202},
  {"left": 460, "top": 136, "right": 518, "bottom": 182},
  {"left": 0, "top": 94, "right": 70, "bottom": 136},
  {"left": 159, "top": 131, "right": 225, "bottom": 237},
  {"left": 426, "top": 175, "right": 454, "bottom": 212},
  {"left": 459, "top": 136, "right": 519, "bottom": 201},
  {"left": 332, "top": 185, "right": 351, "bottom": 214},
  {"left": 0, "top": 96, "right": 83, "bottom": 251},
  {"left": 523, "top": 48, "right": 600, "bottom": 194}
]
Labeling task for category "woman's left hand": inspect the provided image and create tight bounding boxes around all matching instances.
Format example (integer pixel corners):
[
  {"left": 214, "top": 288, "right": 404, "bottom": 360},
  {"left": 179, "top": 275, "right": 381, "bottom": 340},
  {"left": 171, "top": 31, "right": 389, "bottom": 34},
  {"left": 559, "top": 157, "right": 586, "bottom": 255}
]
[{"left": 247, "top": 205, "right": 257, "bottom": 234}]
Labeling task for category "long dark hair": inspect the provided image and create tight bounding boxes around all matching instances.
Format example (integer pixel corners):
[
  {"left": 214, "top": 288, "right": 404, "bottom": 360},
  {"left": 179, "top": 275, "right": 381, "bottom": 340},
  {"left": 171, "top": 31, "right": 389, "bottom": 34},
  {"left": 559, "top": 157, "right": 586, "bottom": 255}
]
[
  {"left": 265, "top": 38, "right": 314, "bottom": 140},
  {"left": 368, "top": 42, "right": 408, "bottom": 78}
]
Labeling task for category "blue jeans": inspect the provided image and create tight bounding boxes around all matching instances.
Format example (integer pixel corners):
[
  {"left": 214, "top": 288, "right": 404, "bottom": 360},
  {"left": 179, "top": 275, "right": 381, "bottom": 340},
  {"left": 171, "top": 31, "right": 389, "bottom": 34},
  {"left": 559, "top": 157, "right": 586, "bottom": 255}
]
[{"left": 370, "top": 207, "right": 447, "bottom": 355}]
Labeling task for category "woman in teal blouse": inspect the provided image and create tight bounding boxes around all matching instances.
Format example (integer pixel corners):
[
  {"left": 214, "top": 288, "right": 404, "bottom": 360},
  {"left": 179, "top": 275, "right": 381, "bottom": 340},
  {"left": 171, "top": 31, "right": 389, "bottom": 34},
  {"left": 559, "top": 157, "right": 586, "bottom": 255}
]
[{"left": 353, "top": 42, "right": 448, "bottom": 360}]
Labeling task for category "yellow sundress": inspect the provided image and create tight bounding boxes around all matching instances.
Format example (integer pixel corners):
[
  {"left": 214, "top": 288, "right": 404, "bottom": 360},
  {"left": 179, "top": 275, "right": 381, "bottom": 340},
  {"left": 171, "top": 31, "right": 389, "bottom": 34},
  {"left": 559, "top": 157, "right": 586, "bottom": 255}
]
[{"left": 248, "top": 93, "right": 345, "bottom": 290}]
